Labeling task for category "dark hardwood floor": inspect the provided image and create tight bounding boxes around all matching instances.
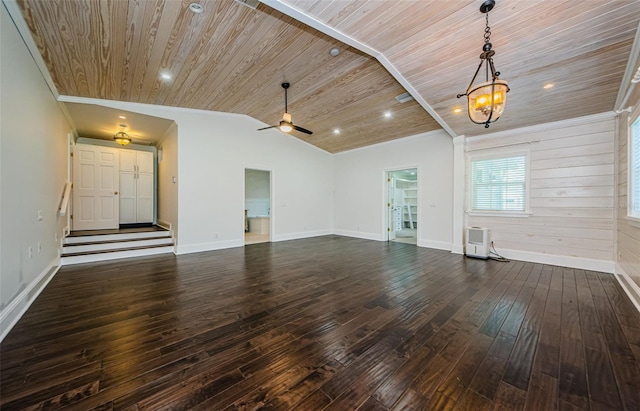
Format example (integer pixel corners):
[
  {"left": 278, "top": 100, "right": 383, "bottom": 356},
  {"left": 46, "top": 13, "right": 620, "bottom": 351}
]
[{"left": 2, "top": 235, "right": 640, "bottom": 410}]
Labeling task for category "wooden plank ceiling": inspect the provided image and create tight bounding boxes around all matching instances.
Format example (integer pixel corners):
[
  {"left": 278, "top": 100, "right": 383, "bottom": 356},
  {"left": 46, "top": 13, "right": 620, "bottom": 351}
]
[{"left": 16, "top": 0, "right": 640, "bottom": 152}]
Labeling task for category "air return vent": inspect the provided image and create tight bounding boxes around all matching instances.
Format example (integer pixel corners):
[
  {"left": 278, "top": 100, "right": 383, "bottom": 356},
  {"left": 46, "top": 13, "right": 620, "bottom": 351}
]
[
  {"left": 395, "top": 92, "right": 414, "bottom": 103},
  {"left": 234, "top": 0, "right": 260, "bottom": 10}
]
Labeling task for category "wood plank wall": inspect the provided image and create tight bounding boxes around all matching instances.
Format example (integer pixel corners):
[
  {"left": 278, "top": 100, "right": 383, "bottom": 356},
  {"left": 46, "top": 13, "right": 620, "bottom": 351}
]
[
  {"left": 466, "top": 117, "right": 615, "bottom": 262},
  {"left": 617, "top": 109, "right": 640, "bottom": 287}
]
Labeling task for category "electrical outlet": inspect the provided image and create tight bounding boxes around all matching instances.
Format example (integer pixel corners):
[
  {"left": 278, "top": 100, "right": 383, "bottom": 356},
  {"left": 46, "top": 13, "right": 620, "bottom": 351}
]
[{"left": 37, "top": 210, "right": 43, "bottom": 221}]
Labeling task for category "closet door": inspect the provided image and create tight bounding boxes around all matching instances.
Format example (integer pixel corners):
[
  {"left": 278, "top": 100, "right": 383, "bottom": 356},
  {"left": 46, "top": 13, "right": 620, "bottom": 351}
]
[
  {"left": 119, "top": 171, "right": 137, "bottom": 224},
  {"left": 136, "top": 172, "right": 154, "bottom": 223},
  {"left": 136, "top": 151, "right": 154, "bottom": 223},
  {"left": 119, "top": 150, "right": 154, "bottom": 224}
]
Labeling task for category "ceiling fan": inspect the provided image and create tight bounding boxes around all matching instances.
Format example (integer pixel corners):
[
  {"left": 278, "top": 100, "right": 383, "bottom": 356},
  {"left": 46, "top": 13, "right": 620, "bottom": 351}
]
[{"left": 257, "top": 82, "right": 313, "bottom": 135}]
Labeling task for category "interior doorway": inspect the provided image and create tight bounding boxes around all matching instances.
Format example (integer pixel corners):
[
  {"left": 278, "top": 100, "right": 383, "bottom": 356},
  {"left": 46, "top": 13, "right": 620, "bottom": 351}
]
[
  {"left": 244, "top": 168, "right": 271, "bottom": 245},
  {"left": 386, "top": 168, "right": 418, "bottom": 245}
]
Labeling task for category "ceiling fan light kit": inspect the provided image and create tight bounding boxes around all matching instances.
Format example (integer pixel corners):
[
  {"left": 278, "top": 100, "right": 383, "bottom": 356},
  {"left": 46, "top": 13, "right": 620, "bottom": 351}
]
[
  {"left": 257, "top": 82, "right": 313, "bottom": 135},
  {"left": 457, "top": 0, "right": 510, "bottom": 128}
]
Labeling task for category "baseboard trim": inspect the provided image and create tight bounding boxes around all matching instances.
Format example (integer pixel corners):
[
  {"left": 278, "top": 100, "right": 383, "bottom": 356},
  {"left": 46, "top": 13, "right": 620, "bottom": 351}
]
[
  {"left": 417, "top": 239, "right": 451, "bottom": 251},
  {"left": 176, "top": 239, "right": 244, "bottom": 255},
  {"left": 272, "top": 229, "right": 332, "bottom": 242},
  {"left": 0, "top": 258, "right": 61, "bottom": 342},
  {"left": 451, "top": 244, "right": 465, "bottom": 255},
  {"left": 615, "top": 263, "right": 640, "bottom": 314},
  {"left": 495, "top": 248, "right": 615, "bottom": 273},
  {"left": 332, "top": 229, "right": 383, "bottom": 241}
]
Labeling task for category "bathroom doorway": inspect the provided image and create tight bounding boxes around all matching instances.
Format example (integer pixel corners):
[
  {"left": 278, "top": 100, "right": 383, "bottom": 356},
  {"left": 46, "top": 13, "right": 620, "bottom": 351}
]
[
  {"left": 244, "top": 168, "right": 271, "bottom": 245},
  {"left": 386, "top": 168, "right": 418, "bottom": 245}
]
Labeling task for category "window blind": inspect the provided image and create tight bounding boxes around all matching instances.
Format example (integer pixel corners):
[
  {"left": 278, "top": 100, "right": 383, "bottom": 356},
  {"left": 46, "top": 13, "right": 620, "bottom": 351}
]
[
  {"left": 471, "top": 155, "right": 526, "bottom": 212},
  {"left": 631, "top": 116, "right": 640, "bottom": 218}
]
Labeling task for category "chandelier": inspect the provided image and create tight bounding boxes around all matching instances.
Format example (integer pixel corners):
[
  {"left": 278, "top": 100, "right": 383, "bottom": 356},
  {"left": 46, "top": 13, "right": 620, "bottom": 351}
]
[
  {"left": 113, "top": 131, "right": 131, "bottom": 145},
  {"left": 457, "top": 0, "right": 509, "bottom": 128}
]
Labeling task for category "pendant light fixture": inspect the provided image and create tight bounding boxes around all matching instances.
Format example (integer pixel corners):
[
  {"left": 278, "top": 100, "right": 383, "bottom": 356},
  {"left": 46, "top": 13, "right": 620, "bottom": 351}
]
[
  {"left": 457, "top": 0, "right": 509, "bottom": 128},
  {"left": 113, "top": 127, "right": 131, "bottom": 145}
]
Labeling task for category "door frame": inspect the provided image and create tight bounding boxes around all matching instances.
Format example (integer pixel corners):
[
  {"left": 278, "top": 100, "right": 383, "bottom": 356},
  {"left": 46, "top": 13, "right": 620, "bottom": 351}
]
[
  {"left": 383, "top": 165, "right": 420, "bottom": 242},
  {"left": 243, "top": 166, "right": 273, "bottom": 245}
]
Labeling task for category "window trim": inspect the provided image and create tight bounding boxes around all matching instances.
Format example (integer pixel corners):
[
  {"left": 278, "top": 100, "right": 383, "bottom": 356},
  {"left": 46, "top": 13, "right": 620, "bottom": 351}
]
[
  {"left": 628, "top": 104, "right": 640, "bottom": 222},
  {"left": 466, "top": 148, "right": 531, "bottom": 218}
]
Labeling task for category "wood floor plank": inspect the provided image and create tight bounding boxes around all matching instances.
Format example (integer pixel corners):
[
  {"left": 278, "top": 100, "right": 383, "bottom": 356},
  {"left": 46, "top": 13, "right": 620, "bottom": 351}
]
[{"left": 1, "top": 236, "right": 640, "bottom": 410}]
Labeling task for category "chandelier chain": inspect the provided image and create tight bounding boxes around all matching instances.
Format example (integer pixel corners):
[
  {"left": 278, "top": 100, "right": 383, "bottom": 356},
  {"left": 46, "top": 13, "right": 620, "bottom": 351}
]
[{"left": 484, "top": 13, "right": 491, "bottom": 44}]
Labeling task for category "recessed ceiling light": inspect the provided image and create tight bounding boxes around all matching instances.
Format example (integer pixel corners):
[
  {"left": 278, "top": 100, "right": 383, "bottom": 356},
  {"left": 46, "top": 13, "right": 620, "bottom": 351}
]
[
  {"left": 118, "top": 115, "right": 127, "bottom": 119},
  {"left": 333, "top": 128, "right": 340, "bottom": 135},
  {"left": 160, "top": 73, "right": 172, "bottom": 80},
  {"left": 384, "top": 111, "right": 392, "bottom": 118},
  {"left": 543, "top": 82, "right": 554, "bottom": 89},
  {"left": 119, "top": 123, "right": 128, "bottom": 128},
  {"left": 189, "top": 3, "right": 204, "bottom": 13},
  {"left": 453, "top": 107, "right": 463, "bottom": 113}
]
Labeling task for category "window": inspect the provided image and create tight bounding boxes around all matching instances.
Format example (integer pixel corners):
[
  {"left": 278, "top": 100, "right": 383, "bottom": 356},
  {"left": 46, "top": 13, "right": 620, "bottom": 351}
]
[
  {"left": 630, "top": 115, "right": 640, "bottom": 219},
  {"left": 470, "top": 154, "right": 528, "bottom": 213}
]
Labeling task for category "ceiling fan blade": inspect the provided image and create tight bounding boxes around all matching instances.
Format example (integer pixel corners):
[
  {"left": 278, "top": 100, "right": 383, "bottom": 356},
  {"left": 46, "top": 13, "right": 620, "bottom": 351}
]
[
  {"left": 293, "top": 125, "right": 313, "bottom": 135},
  {"left": 257, "top": 125, "right": 277, "bottom": 131}
]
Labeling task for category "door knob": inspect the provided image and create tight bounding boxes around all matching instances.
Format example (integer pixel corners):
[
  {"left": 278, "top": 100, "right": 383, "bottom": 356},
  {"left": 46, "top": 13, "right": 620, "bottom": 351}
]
[{"left": 114, "top": 191, "right": 119, "bottom": 195}]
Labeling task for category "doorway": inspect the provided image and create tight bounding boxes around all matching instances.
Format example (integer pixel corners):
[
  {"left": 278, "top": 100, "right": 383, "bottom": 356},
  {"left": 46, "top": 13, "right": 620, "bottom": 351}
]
[
  {"left": 386, "top": 168, "right": 418, "bottom": 245},
  {"left": 244, "top": 168, "right": 271, "bottom": 245}
]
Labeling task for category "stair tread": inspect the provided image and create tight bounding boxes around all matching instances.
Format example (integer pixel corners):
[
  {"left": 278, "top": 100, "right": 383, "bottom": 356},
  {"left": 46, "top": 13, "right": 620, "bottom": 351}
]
[
  {"left": 68, "top": 226, "right": 168, "bottom": 237},
  {"left": 62, "top": 243, "right": 173, "bottom": 257},
  {"left": 64, "top": 235, "right": 172, "bottom": 246}
]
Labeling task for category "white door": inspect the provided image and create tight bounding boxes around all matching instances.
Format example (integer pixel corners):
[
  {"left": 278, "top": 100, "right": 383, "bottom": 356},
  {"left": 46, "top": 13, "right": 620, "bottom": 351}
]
[
  {"left": 72, "top": 144, "right": 120, "bottom": 230},
  {"left": 119, "top": 171, "right": 136, "bottom": 223}
]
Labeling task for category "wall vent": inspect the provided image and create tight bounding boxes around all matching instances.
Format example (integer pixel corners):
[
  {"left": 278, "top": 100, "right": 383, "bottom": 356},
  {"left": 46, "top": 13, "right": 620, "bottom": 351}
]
[
  {"left": 234, "top": 0, "right": 260, "bottom": 10},
  {"left": 395, "top": 92, "right": 414, "bottom": 103}
]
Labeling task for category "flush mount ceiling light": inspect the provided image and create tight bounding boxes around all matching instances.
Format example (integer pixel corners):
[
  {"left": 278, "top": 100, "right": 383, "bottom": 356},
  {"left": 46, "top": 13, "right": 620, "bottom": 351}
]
[
  {"left": 457, "top": 0, "right": 510, "bottom": 128},
  {"left": 113, "top": 131, "right": 131, "bottom": 146}
]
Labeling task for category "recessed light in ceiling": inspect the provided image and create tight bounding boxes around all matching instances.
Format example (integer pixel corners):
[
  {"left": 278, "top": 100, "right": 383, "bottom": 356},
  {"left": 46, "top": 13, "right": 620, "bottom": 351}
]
[
  {"left": 453, "top": 107, "right": 463, "bottom": 113},
  {"left": 118, "top": 115, "right": 127, "bottom": 119},
  {"left": 543, "top": 82, "right": 555, "bottom": 89},
  {"left": 330, "top": 48, "right": 340, "bottom": 57},
  {"left": 119, "top": 123, "right": 128, "bottom": 128},
  {"left": 333, "top": 128, "right": 340, "bottom": 135},
  {"left": 384, "top": 111, "right": 392, "bottom": 118},
  {"left": 189, "top": 3, "right": 204, "bottom": 13},
  {"left": 160, "top": 73, "right": 172, "bottom": 80}
]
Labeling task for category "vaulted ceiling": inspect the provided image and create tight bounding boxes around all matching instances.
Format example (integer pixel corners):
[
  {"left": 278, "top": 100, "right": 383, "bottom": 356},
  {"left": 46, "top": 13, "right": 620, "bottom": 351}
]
[{"left": 12, "top": 0, "right": 640, "bottom": 153}]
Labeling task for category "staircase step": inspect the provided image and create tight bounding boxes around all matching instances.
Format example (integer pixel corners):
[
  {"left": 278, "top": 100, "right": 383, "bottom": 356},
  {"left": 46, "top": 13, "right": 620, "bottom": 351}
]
[
  {"left": 64, "top": 230, "right": 171, "bottom": 245},
  {"left": 60, "top": 245, "right": 174, "bottom": 265},
  {"left": 63, "top": 237, "right": 173, "bottom": 254}
]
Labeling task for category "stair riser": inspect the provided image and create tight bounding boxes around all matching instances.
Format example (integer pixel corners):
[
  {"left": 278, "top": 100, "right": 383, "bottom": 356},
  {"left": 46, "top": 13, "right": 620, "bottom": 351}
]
[
  {"left": 63, "top": 238, "right": 173, "bottom": 254},
  {"left": 65, "top": 231, "right": 171, "bottom": 245},
  {"left": 61, "top": 246, "right": 175, "bottom": 265}
]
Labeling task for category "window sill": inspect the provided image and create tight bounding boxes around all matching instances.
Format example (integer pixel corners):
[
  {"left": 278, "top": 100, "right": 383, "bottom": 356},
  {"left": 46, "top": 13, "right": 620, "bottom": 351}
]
[{"left": 466, "top": 211, "right": 533, "bottom": 218}]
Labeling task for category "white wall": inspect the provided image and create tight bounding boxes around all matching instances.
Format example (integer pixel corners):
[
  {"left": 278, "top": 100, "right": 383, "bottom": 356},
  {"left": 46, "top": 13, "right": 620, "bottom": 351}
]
[
  {"left": 158, "top": 122, "right": 178, "bottom": 237},
  {"left": 1, "top": 5, "right": 71, "bottom": 338},
  {"left": 333, "top": 131, "right": 454, "bottom": 250},
  {"left": 59, "top": 97, "right": 334, "bottom": 253},
  {"left": 465, "top": 113, "right": 616, "bottom": 272}
]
